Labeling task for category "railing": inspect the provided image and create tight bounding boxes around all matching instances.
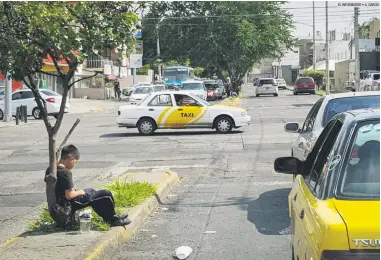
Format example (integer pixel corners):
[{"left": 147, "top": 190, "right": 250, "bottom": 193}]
[{"left": 86, "top": 55, "right": 113, "bottom": 69}]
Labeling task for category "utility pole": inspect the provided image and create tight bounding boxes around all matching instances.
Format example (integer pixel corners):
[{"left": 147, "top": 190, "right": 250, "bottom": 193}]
[
  {"left": 325, "top": 1, "right": 330, "bottom": 94},
  {"left": 4, "top": 72, "right": 12, "bottom": 122},
  {"left": 157, "top": 34, "right": 161, "bottom": 82},
  {"left": 313, "top": 1, "right": 316, "bottom": 70},
  {"left": 354, "top": 7, "right": 360, "bottom": 92}
]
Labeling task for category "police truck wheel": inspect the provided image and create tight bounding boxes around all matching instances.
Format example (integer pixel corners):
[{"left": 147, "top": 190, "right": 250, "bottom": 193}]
[
  {"left": 137, "top": 118, "right": 156, "bottom": 135},
  {"left": 32, "top": 107, "right": 41, "bottom": 119},
  {"left": 215, "top": 116, "right": 233, "bottom": 134}
]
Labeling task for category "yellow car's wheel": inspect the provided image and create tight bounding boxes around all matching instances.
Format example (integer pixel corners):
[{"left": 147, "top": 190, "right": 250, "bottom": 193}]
[
  {"left": 215, "top": 116, "right": 233, "bottom": 134},
  {"left": 137, "top": 117, "right": 156, "bottom": 136}
]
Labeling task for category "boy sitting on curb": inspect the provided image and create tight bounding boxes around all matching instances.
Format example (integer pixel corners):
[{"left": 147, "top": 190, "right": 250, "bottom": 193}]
[{"left": 47, "top": 144, "right": 131, "bottom": 227}]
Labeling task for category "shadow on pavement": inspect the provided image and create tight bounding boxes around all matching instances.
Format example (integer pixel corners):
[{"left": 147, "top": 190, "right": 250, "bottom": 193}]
[
  {"left": 247, "top": 188, "right": 291, "bottom": 235},
  {"left": 100, "top": 130, "right": 243, "bottom": 138}
]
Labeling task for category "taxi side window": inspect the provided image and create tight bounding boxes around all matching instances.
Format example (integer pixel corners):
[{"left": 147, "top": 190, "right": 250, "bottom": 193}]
[
  {"left": 174, "top": 94, "right": 201, "bottom": 106},
  {"left": 302, "top": 99, "right": 323, "bottom": 133},
  {"left": 148, "top": 94, "right": 172, "bottom": 106},
  {"left": 307, "top": 120, "right": 343, "bottom": 196}
]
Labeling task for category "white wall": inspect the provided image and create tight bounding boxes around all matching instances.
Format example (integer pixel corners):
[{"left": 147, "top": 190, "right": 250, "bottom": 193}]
[
  {"left": 272, "top": 48, "right": 299, "bottom": 67},
  {"left": 329, "top": 40, "right": 351, "bottom": 62}
]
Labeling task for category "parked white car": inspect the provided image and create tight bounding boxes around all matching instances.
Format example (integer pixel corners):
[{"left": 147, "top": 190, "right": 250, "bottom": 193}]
[
  {"left": 116, "top": 91, "right": 251, "bottom": 135},
  {"left": 275, "top": 78, "right": 287, "bottom": 90},
  {"left": 181, "top": 80, "right": 207, "bottom": 100},
  {"left": 0, "top": 89, "right": 70, "bottom": 120},
  {"left": 255, "top": 78, "right": 279, "bottom": 97},
  {"left": 129, "top": 86, "right": 156, "bottom": 104}
]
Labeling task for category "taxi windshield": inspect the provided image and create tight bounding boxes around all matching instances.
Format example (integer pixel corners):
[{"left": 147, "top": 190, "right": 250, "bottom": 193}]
[{"left": 338, "top": 120, "right": 380, "bottom": 199}]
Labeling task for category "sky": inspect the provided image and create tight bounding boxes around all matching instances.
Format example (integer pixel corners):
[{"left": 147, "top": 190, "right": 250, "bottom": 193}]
[{"left": 284, "top": 1, "right": 380, "bottom": 40}]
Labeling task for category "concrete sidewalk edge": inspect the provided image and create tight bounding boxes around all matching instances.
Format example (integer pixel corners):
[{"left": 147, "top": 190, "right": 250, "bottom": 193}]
[{"left": 81, "top": 170, "right": 180, "bottom": 260}]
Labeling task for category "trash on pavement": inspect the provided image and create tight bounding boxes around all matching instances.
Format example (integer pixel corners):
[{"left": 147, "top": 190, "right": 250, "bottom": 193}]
[
  {"left": 204, "top": 231, "right": 216, "bottom": 234},
  {"left": 175, "top": 246, "right": 193, "bottom": 259}
]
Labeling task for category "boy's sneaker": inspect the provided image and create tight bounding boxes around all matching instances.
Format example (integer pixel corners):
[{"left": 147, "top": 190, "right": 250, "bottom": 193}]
[
  {"left": 118, "top": 213, "right": 129, "bottom": 219},
  {"left": 110, "top": 217, "right": 131, "bottom": 227}
]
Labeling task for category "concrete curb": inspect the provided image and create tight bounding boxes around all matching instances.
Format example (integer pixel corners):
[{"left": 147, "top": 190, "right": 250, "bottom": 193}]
[
  {"left": 285, "top": 86, "right": 325, "bottom": 96},
  {"left": 81, "top": 170, "right": 180, "bottom": 260}
]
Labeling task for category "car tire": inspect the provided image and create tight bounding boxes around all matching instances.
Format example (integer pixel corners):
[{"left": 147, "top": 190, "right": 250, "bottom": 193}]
[
  {"left": 256, "top": 94, "right": 260, "bottom": 97},
  {"left": 293, "top": 91, "right": 298, "bottom": 95},
  {"left": 274, "top": 93, "right": 278, "bottom": 97},
  {"left": 215, "top": 116, "right": 233, "bottom": 134},
  {"left": 137, "top": 118, "right": 156, "bottom": 135},
  {"left": 32, "top": 107, "right": 42, "bottom": 119},
  {"left": 312, "top": 91, "right": 316, "bottom": 95},
  {"left": 0, "top": 109, "right": 3, "bottom": 120}
]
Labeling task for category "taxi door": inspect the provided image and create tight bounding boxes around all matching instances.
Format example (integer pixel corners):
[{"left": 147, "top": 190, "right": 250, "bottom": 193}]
[
  {"left": 164, "top": 94, "right": 209, "bottom": 128},
  {"left": 292, "top": 119, "right": 343, "bottom": 260},
  {"left": 145, "top": 93, "right": 176, "bottom": 128}
]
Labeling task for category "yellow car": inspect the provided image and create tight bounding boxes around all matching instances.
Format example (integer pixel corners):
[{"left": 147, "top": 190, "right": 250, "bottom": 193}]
[
  {"left": 275, "top": 109, "right": 380, "bottom": 260},
  {"left": 117, "top": 91, "right": 250, "bottom": 135}
]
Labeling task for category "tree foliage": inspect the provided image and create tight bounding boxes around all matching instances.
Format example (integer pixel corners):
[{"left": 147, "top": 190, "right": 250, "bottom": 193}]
[
  {"left": 143, "top": 1, "right": 295, "bottom": 86},
  {"left": 0, "top": 1, "right": 141, "bottom": 217}
]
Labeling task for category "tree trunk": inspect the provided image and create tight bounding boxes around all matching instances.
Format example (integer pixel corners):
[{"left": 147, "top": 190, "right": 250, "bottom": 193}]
[{"left": 45, "top": 132, "right": 57, "bottom": 213}]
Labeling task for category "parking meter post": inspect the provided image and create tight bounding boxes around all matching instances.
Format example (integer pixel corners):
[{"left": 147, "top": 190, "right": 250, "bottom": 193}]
[{"left": 16, "top": 106, "right": 20, "bottom": 125}]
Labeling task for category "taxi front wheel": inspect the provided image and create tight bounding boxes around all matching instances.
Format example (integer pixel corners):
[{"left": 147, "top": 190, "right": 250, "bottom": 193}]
[
  {"left": 215, "top": 116, "right": 233, "bottom": 134},
  {"left": 137, "top": 118, "right": 156, "bottom": 135}
]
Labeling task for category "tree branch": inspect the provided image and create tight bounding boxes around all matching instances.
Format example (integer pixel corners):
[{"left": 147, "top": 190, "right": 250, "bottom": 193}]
[
  {"left": 68, "top": 71, "right": 100, "bottom": 89},
  {"left": 56, "top": 118, "right": 81, "bottom": 160}
]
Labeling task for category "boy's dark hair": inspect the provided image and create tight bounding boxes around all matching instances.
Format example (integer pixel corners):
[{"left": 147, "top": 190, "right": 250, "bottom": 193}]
[{"left": 60, "top": 145, "right": 80, "bottom": 161}]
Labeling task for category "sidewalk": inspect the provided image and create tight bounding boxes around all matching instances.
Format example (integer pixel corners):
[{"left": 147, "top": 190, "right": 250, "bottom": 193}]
[
  {"left": 0, "top": 171, "right": 179, "bottom": 260},
  {"left": 69, "top": 98, "right": 122, "bottom": 114}
]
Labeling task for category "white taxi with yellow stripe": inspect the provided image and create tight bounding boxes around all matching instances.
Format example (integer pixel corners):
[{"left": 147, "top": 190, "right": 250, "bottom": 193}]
[{"left": 117, "top": 91, "right": 251, "bottom": 135}]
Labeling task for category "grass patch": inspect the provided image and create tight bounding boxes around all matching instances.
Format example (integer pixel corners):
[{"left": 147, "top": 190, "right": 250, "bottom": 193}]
[{"left": 29, "top": 178, "right": 157, "bottom": 232}]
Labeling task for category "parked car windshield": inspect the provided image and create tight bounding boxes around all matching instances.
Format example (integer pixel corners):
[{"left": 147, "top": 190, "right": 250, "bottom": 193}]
[
  {"left": 182, "top": 83, "right": 204, "bottom": 90},
  {"left": 276, "top": 79, "right": 285, "bottom": 84},
  {"left": 134, "top": 87, "right": 154, "bottom": 94},
  {"left": 323, "top": 95, "right": 380, "bottom": 126},
  {"left": 154, "top": 85, "right": 166, "bottom": 91},
  {"left": 338, "top": 120, "right": 380, "bottom": 199},
  {"left": 205, "top": 84, "right": 218, "bottom": 90}
]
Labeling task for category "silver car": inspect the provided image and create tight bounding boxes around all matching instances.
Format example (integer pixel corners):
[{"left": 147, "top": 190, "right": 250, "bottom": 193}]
[{"left": 285, "top": 91, "right": 380, "bottom": 162}]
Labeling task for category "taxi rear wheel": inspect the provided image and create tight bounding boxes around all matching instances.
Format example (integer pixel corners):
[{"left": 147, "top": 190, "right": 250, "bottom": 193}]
[
  {"left": 215, "top": 116, "right": 233, "bottom": 134},
  {"left": 137, "top": 118, "right": 156, "bottom": 135}
]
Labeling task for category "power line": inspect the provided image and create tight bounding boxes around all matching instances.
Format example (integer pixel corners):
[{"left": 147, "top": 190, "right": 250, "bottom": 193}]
[{"left": 141, "top": 9, "right": 380, "bottom": 20}]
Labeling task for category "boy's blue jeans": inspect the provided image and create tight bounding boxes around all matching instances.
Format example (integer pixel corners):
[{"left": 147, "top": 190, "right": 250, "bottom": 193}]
[{"left": 71, "top": 188, "right": 118, "bottom": 223}]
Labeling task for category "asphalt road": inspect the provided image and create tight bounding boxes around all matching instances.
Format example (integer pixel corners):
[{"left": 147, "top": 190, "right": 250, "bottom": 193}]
[
  {"left": 110, "top": 87, "right": 319, "bottom": 260},
  {"left": 0, "top": 85, "right": 319, "bottom": 258}
]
